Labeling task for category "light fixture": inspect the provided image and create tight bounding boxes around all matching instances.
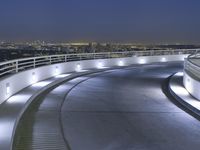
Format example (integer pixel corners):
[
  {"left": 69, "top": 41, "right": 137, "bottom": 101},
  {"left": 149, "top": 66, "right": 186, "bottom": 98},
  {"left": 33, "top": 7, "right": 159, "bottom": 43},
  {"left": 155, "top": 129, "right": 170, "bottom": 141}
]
[
  {"left": 32, "top": 72, "right": 36, "bottom": 83},
  {"left": 139, "top": 58, "right": 145, "bottom": 64},
  {"left": 184, "top": 76, "right": 194, "bottom": 95},
  {"left": 97, "top": 62, "right": 103, "bottom": 69},
  {"left": 118, "top": 60, "right": 124, "bottom": 66},
  {"left": 6, "top": 83, "right": 10, "bottom": 95},
  {"left": 55, "top": 66, "right": 59, "bottom": 75},
  {"left": 76, "top": 63, "right": 81, "bottom": 72},
  {"left": 161, "top": 57, "right": 166, "bottom": 62}
]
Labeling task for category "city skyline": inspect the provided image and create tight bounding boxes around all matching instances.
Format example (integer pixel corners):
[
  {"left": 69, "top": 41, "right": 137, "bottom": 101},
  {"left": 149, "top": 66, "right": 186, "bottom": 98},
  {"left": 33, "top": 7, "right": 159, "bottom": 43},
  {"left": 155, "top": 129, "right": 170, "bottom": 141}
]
[{"left": 0, "top": 0, "right": 200, "bottom": 44}]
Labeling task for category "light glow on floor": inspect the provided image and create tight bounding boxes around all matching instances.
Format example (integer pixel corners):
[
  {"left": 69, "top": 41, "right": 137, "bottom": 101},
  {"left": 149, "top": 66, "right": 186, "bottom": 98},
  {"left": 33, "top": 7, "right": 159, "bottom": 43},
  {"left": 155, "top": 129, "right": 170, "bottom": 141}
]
[
  {"left": 55, "top": 74, "right": 71, "bottom": 78},
  {"left": 32, "top": 81, "right": 52, "bottom": 88},
  {"left": 7, "top": 94, "right": 31, "bottom": 104}
]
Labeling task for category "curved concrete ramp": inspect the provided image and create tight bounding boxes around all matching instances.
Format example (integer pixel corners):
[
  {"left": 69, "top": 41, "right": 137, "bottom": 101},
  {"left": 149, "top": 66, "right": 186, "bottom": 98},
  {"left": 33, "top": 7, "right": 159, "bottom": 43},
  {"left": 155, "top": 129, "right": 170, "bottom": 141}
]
[{"left": 14, "top": 62, "right": 200, "bottom": 150}]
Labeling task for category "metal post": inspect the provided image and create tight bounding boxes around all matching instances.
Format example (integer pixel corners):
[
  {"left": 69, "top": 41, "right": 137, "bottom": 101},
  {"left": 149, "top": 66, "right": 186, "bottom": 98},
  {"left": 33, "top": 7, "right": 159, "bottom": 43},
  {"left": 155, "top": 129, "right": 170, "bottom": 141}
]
[
  {"left": 49, "top": 57, "right": 52, "bottom": 64},
  {"left": 33, "top": 58, "right": 36, "bottom": 68},
  {"left": 16, "top": 61, "right": 18, "bottom": 73},
  {"left": 151, "top": 50, "right": 154, "bottom": 56},
  {"left": 172, "top": 50, "right": 174, "bottom": 55},
  {"left": 109, "top": 52, "right": 111, "bottom": 58}
]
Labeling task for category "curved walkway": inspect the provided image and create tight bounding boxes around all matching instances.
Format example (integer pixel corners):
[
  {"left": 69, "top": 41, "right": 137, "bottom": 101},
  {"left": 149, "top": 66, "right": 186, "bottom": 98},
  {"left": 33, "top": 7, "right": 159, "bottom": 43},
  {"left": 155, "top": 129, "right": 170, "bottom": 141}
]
[
  {"left": 0, "top": 68, "right": 112, "bottom": 150},
  {"left": 14, "top": 62, "right": 200, "bottom": 150}
]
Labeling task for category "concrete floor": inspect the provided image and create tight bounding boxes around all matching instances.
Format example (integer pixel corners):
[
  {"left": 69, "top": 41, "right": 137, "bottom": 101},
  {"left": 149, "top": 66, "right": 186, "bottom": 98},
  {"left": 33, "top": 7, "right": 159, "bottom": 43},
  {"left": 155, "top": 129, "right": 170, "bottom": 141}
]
[{"left": 15, "top": 62, "right": 200, "bottom": 150}]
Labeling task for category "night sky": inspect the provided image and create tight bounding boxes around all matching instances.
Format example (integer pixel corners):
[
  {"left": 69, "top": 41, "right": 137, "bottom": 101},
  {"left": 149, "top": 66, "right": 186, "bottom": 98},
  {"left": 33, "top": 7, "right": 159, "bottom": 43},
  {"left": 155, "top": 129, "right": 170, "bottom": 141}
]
[{"left": 0, "top": 0, "right": 200, "bottom": 44}]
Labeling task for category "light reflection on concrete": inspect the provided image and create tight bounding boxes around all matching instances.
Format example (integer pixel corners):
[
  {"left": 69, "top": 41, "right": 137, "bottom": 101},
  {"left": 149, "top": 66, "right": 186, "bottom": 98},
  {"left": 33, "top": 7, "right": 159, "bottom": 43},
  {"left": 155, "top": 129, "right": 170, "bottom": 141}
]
[
  {"left": 170, "top": 72, "right": 200, "bottom": 111},
  {"left": 32, "top": 81, "right": 52, "bottom": 88},
  {"left": 172, "top": 85, "right": 190, "bottom": 97},
  {"left": 55, "top": 74, "right": 71, "bottom": 78},
  {"left": 7, "top": 94, "right": 32, "bottom": 104},
  {"left": 0, "top": 121, "right": 14, "bottom": 139}
]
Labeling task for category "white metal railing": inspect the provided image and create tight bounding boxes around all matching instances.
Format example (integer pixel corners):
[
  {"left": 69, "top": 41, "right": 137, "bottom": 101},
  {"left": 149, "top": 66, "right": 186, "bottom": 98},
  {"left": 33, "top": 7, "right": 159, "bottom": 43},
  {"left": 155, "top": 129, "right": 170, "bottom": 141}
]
[{"left": 0, "top": 49, "right": 199, "bottom": 78}]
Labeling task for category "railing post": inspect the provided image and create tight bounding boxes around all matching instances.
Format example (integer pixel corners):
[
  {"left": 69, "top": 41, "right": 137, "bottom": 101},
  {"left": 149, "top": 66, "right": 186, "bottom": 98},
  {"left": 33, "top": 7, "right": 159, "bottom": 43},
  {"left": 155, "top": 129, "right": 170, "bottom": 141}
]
[
  {"left": 171, "top": 50, "right": 174, "bottom": 55},
  {"left": 151, "top": 50, "right": 154, "bottom": 56},
  {"left": 33, "top": 58, "right": 36, "bottom": 68},
  {"left": 65, "top": 55, "right": 67, "bottom": 62},
  {"left": 16, "top": 61, "right": 18, "bottom": 73},
  {"left": 50, "top": 56, "right": 52, "bottom": 64},
  {"left": 109, "top": 52, "right": 111, "bottom": 58}
]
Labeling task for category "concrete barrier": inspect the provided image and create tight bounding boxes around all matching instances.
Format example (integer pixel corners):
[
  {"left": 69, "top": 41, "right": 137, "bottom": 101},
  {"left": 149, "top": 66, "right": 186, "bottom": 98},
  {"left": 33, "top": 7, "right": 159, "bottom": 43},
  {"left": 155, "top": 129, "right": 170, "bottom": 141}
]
[
  {"left": 0, "top": 55, "right": 187, "bottom": 105},
  {"left": 183, "top": 71, "right": 200, "bottom": 100}
]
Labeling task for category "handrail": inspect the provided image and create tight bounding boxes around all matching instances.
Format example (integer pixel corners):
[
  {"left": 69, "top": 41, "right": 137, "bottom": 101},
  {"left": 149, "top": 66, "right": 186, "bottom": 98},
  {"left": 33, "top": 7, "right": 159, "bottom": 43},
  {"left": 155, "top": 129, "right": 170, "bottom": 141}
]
[{"left": 0, "top": 49, "right": 199, "bottom": 78}]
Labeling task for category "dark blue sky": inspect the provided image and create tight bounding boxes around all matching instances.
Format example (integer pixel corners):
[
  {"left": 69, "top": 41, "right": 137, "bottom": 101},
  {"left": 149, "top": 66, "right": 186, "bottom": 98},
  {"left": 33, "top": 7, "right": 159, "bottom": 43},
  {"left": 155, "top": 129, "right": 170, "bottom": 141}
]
[{"left": 0, "top": 0, "right": 200, "bottom": 43}]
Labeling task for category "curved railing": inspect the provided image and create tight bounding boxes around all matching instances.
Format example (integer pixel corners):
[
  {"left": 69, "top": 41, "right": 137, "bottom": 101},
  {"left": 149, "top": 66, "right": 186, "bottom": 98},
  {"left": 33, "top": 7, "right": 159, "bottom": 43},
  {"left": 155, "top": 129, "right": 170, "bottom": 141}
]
[
  {"left": 184, "top": 51, "right": 200, "bottom": 79},
  {"left": 0, "top": 49, "right": 199, "bottom": 78}
]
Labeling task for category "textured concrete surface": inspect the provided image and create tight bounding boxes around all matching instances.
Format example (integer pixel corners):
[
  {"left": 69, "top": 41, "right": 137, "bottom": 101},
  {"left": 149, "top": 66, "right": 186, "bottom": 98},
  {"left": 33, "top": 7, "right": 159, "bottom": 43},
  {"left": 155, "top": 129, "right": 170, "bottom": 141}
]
[
  {"left": 169, "top": 73, "right": 200, "bottom": 117},
  {"left": 61, "top": 62, "right": 200, "bottom": 150},
  {"left": 14, "top": 62, "right": 200, "bottom": 150},
  {"left": 13, "top": 70, "right": 110, "bottom": 150}
]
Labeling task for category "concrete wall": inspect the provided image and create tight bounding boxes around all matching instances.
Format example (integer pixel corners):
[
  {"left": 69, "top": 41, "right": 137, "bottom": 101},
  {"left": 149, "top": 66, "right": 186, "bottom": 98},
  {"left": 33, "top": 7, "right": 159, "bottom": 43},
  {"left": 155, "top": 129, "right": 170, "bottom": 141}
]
[
  {"left": 0, "top": 54, "right": 187, "bottom": 104},
  {"left": 183, "top": 71, "right": 200, "bottom": 100}
]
